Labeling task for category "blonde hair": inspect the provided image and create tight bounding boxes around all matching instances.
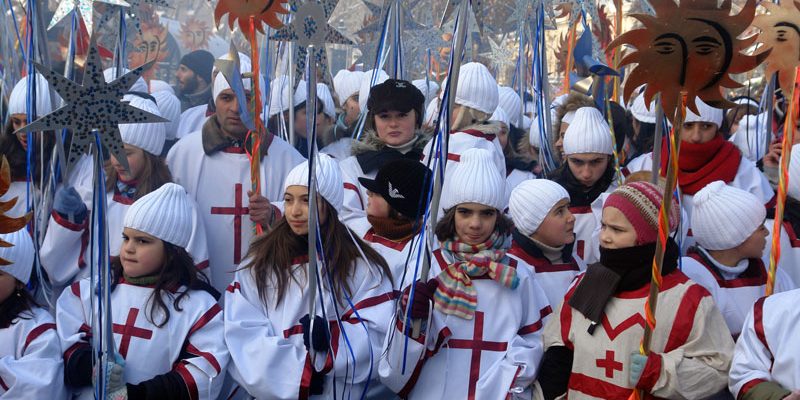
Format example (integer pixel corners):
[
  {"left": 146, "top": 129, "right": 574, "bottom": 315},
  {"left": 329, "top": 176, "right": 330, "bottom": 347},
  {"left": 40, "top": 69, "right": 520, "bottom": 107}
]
[{"left": 451, "top": 105, "right": 491, "bottom": 131}]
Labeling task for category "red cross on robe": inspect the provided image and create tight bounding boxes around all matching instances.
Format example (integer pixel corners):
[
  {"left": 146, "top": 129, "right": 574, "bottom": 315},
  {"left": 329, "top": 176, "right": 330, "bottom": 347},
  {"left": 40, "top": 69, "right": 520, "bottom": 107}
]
[
  {"left": 446, "top": 311, "right": 508, "bottom": 400},
  {"left": 113, "top": 308, "right": 153, "bottom": 358},
  {"left": 596, "top": 350, "right": 624, "bottom": 379},
  {"left": 210, "top": 183, "right": 250, "bottom": 264}
]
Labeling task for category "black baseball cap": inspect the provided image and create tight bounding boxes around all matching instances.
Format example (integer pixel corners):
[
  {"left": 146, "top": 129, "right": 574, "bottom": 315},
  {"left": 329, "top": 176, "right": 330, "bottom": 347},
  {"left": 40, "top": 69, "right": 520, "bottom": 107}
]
[
  {"left": 366, "top": 79, "right": 426, "bottom": 127},
  {"left": 358, "top": 159, "right": 432, "bottom": 219}
]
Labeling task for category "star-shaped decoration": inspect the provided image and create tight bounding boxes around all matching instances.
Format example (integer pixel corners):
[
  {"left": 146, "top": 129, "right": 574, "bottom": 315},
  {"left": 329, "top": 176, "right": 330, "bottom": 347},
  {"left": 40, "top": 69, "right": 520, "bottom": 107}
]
[
  {"left": 16, "top": 38, "right": 167, "bottom": 173},
  {"left": 404, "top": 26, "right": 450, "bottom": 75},
  {"left": 439, "top": 0, "right": 490, "bottom": 35},
  {"left": 504, "top": 0, "right": 533, "bottom": 27},
  {"left": 480, "top": 37, "right": 515, "bottom": 73},
  {"left": 555, "top": 0, "right": 604, "bottom": 61},
  {"left": 357, "top": 0, "right": 425, "bottom": 35},
  {"left": 216, "top": 44, "right": 256, "bottom": 131},
  {"left": 97, "top": 0, "right": 170, "bottom": 36},
  {"left": 48, "top": 0, "right": 131, "bottom": 36}
]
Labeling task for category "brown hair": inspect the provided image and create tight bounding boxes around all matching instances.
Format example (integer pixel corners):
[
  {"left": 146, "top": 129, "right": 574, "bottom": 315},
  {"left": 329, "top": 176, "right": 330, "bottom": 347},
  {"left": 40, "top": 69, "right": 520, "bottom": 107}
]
[
  {"left": 0, "top": 282, "right": 38, "bottom": 329},
  {"left": 245, "top": 200, "right": 392, "bottom": 307},
  {"left": 1, "top": 122, "right": 57, "bottom": 183},
  {"left": 722, "top": 104, "right": 758, "bottom": 136},
  {"left": 434, "top": 206, "right": 513, "bottom": 242},
  {"left": 111, "top": 242, "right": 207, "bottom": 328},
  {"left": 104, "top": 150, "right": 172, "bottom": 200}
]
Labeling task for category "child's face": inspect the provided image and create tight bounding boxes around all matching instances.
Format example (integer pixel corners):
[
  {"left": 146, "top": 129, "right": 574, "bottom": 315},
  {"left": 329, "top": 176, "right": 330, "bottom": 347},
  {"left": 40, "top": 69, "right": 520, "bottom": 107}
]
[
  {"left": 111, "top": 144, "right": 147, "bottom": 182},
  {"left": 454, "top": 203, "right": 498, "bottom": 245},
  {"left": 600, "top": 207, "right": 638, "bottom": 249},
  {"left": 374, "top": 110, "right": 416, "bottom": 147},
  {"left": 344, "top": 96, "right": 360, "bottom": 126},
  {"left": 366, "top": 191, "right": 391, "bottom": 218},
  {"left": 283, "top": 185, "right": 328, "bottom": 236},
  {"left": 0, "top": 271, "right": 18, "bottom": 304},
  {"left": 532, "top": 199, "right": 575, "bottom": 248},
  {"left": 566, "top": 153, "right": 610, "bottom": 188},
  {"left": 737, "top": 224, "right": 768, "bottom": 260},
  {"left": 120, "top": 228, "right": 165, "bottom": 278}
]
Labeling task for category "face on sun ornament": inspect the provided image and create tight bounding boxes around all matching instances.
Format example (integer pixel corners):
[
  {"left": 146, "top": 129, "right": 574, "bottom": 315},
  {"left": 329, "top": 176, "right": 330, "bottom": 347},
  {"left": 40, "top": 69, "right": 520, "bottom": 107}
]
[
  {"left": 609, "top": 0, "right": 768, "bottom": 119},
  {"left": 751, "top": 0, "right": 800, "bottom": 92}
]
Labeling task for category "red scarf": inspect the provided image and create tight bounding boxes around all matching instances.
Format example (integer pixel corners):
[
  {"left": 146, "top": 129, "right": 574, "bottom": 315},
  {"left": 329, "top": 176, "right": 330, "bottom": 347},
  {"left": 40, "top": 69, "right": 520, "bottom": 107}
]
[{"left": 659, "top": 135, "right": 741, "bottom": 195}]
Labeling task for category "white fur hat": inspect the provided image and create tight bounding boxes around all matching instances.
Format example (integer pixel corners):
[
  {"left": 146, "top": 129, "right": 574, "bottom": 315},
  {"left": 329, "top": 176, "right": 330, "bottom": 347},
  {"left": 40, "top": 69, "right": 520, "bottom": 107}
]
[
  {"left": 685, "top": 97, "right": 724, "bottom": 128},
  {"left": 212, "top": 52, "right": 266, "bottom": 105},
  {"left": 104, "top": 67, "right": 148, "bottom": 93},
  {"left": 359, "top": 69, "right": 389, "bottom": 112},
  {"left": 787, "top": 143, "right": 800, "bottom": 200},
  {"left": 149, "top": 79, "right": 174, "bottom": 95},
  {"left": 0, "top": 228, "right": 35, "bottom": 284},
  {"left": 509, "top": 179, "right": 570, "bottom": 236},
  {"left": 441, "top": 148, "right": 506, "bottom": 211},
  {"left": 563, "top": 107, "right": 613, "bottom": 155},
  {"left": 283, "top": 154, "right": 344, "bottom": 214},
  {"left": 316, "top": 83, "right": 336, "bottom": 119},
  {"left": 497, "top": 86, "right": 522, "bottom": 127},
  {"left": 454, "top": 62, "right": 498, "bottom": 115},
  {"left": 730, "top": 113, "right": 769, "bottom": 162},
  {"left": 8, "top": 74, "right": 57, "bottom": 117},
  {"left": 124, "top": 183, "right": 194, "bottom": 248},
  {"left": 412, "top": 78, "right": 440, "bottom": 107},
  {"left": 151, "top": 90, "right": 181, "bottom": 140},
  {"left": 692, "top": 181, "right": 766, "bottom": 250},
  {"left": 120, "top": 95, "right": 166, "bottom": 156},
  {"left": 630, "top": 93, "right": 657, "bottom": 124},
  {"left": 333, "top": 69, "right": 363, "bottom": 107}
]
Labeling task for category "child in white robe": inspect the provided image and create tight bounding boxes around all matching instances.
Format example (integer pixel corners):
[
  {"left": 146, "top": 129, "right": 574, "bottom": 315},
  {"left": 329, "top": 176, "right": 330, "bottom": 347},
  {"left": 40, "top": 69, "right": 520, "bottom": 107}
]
[
  {"left": 0, "top": 228, "right": 67, "bottom": 399},
  {"left": 57, "top": 183, "right": 228, "bottom": 399},
  {"left": 380, "top": 148, "right": 549, "bottom": 399},
  {"left": 224, "top": 154, "right": 395, "bottom": 399}
]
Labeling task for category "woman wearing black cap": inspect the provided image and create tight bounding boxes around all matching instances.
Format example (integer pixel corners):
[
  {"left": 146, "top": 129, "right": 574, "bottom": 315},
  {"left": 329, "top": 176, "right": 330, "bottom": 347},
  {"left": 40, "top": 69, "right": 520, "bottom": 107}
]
[
  {"left": 348, "top": 158, "right": 433, "bottom": 290},
  {"left": 338, "top": 79, "right": 430, "bottom": 224}
]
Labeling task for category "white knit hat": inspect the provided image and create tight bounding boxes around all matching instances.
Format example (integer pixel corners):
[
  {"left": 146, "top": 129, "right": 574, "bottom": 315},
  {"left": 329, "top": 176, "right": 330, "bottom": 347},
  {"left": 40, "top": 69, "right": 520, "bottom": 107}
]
[
  {"left": 333, "top": 69, "right": 363, "bottom": 107},
  {"left": 561, "top": 110, "right": 576, "bottom": 125},
  {"left": 787, "top": 143, "right": 800, "bottom": 200},
  {"left": 441, "top": 148, "right": 506, "bottom": 211},
  {"left": 685, "top": 97, "right": 724, "bottom": 128},
  {"left": 691, "top": 181, "right": 766, "bottom": 250},
  {"left": 528, "top": 115, "right": 542, "bottom": 148},
  {"left": 521, "top": 115, "right": 532, "bottom": 130},
  {"left": 412, "top": 78, "right": 440, "bottom": 107},
  {"left": 730, "top": 113, "right": 769, "bottom": 162},
  {"left": 509, "top": 179, "right": 570, "bottom": 236},
  {"left": 563, "top": 107, "right": 613, "bottom": 155},
  {"left": 0, "top": 229, "right": 35, "bottom": 284},
  {"left": 497, "top": 86, "right": 522, "bottom": 127},
  {"left": 124, "top": 183, "right": 194, "bottom": 248},
  {"left": 454, "top": 62, "right": 498, "bottom": 115},
  {"left": 734, "top": 97, "right": 759, "bottom": 108},
  {"left": 316, "top": 83, "right": 336, "bottom": 119},
  {"left": 212, "top": 52, "right": 266, "bottom": 104},
  {"left": 268, "top": 75, "right": 293, "bottom": 117},
  {"left": 151, "top": 90, "right": 181, "bottom": 140},
  {"left": 630, "top": 93, "right": 657, "bottom": 124},
  {"left": 104, "top": 67, "right": 148, "bottom": 93},
  {"left": 120, "top": 95, "right": 166, "bottom": 156},
  {"left": 358, "top": 69, "right": 389, "bottom": 112},
  {"left": 149, "top": 79, "right": 174, "bottom": 95},
  {"left": 489, "top": 106, "right": 510, "bottom": 127},
  {"left": 294, "top": 80, "right": 309, "bottom": 107},
  {"left": 283, "top": 154, "right": 344, "bottom": 214},
  {"left": 8, "top": 74, "right": 56, "bottom": 117}
]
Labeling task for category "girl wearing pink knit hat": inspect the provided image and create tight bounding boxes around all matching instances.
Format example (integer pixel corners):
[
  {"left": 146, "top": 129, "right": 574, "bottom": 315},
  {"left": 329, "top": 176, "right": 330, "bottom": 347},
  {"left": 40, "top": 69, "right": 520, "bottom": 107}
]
[{"left": 535, "top": 181, "right": 733, "bottom": 400}]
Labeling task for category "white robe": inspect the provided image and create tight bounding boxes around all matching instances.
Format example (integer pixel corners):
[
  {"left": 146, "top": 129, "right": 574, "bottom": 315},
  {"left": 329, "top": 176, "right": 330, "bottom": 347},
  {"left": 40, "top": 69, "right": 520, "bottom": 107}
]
[
  {"left": 348, "top": 216, "right": 424, "bottom": 290},
  {"left": 625, "top": 152, "right": 774, "bottom": 250},
  {"left": 0, "top": 306, "right": 67, "bottom": 399},
  {"left": 729, "top": 289, "right": 800, "bottom": 397},
  {"left": 176, "top": 104, "right": 208, "bottom": 139},
  {"left": 680, "top": 249, "right": 792, "bottom": 338},
  {"left": 224, "top": 256, "right": 395, "bottom": 399},
  {"left": 506, "top": 240, "right": 586, "bottom": 309},
  {"left": 56, "top": 279, "right": 229, "bottom": 400},
  {"left": 421, "top": 128, "right": 507, "bottom": 185},
  {"left": 321, "top": 138, "right": 354, "bottom": 161},
  {"left": 379, "top": 248, "right": 550, "bottom": 399},
  {"left": 167, "top": 132, "right": 304, "bottom": 294},
  {"left": 764, "top": 218, "right": 800, "bottom": 289},
  {"left": 338, "top": 156, "right": 373, "bottom": 224}
]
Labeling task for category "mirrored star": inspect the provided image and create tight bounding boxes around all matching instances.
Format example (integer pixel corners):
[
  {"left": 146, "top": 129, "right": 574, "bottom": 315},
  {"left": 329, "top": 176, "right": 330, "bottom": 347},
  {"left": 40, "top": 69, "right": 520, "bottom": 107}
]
[
  {"left": 48, "top": 0, "right": 131, "bottom": 35},
  {"left": 480, "top": 36, "right": 515, "bottom": 73}
]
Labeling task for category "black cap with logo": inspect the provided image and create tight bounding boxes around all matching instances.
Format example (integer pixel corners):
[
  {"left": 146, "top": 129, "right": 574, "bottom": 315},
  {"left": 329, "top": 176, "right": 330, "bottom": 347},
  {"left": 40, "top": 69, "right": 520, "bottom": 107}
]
[{"left": 358, "top": 158, "right": 432, "bottom": 219}]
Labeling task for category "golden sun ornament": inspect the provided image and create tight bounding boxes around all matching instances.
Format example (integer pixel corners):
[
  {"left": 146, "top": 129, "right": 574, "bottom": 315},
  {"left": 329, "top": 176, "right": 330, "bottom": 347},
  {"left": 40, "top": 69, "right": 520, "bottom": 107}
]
[
  {"left": 0, "top": 157, "right": 31, "bottom": 266},
  {"left": 751, "top": 1, "right": 800, "bottom": 91},
  {"left": 214, "top": 0, "right": 289, "bottom": 37},
  {"left": 610, "top": 0, "right": 769, "bottom": 118},
  {"left": 180, "top": 18, "right": 211, "bottom": 51}
]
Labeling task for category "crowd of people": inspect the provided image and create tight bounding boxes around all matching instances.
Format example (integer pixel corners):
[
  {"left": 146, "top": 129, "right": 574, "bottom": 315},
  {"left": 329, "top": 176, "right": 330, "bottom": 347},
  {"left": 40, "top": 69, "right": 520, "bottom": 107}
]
[{"left": 1, "top": 46, "right": 799, "bottom": 400}]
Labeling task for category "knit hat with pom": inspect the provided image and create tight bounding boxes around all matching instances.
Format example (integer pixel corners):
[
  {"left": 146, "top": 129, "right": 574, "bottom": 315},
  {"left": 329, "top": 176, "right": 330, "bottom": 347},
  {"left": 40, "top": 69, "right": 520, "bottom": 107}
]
[
  {"left": 0, "top": 228, "right": 35, "bottom": 284},
  {"left": 333, "top": 69, "right": 363, "bottom": 106},
  {"left": 509, "top": 179, "right": 570, "bottom": 236},
  {"left": 212, "top": 52, "right": 266, "bottom": 104},
  {"left": 691, "top": 181, "right": 766, "bottom": 250},
  {"left": 563, "top": 107, "right": 613, "bottom": 155},
  {"left": 730, "top": 113, "right": 769, "bottom": 162},
  {"left": 8, "top": 74, "right": 57, "bottom": 117},
  {"left": 489, "top": 106, "right": 510, "bottom": 128},
  {"left": 120, "top": 95, "right": 166, "bottom": 156},
  {"left": 151, "top": 90, "right": 181, "bottom": 140},
  {"left": 454, "top": 62, "right": 498, "bottom": 115},
  {"left": 283, "top": 154, "right": 344, "bottom": 214},
  {"left": 124, "top": 183, "right": 194, "bottom": 248},
  {"left": 630, "top": 93, "right": 657, "bottom": 124},
  {"left": 497, "top": 86, "right": 522, "bottom": 127},
  {"left": 412, "top": 79, "right": 440, "bottom": 107},
  {"left": 603, "top": 181, "right": 679, "bottom": 245},
  {"left": 441, "top": 148, "right": 506, "bottom": 211}
]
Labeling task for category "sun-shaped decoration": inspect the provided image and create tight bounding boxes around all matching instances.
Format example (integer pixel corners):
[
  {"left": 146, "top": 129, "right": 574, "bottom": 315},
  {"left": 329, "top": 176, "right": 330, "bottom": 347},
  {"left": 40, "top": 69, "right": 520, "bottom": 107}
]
[
  {"left": 214, "top": 0, "right": 289, "bottom": 37},
  {"left": 129, "top": 19, "right": 170, "bottom": 80},
  {"left": 751, "top": 1, "right": 800, "bottom": 92},
  {"left": 180, "top": 17, "right": 211, "bottom": 51},
  {"left": 609, "top": 0, "right": 769, "bottom": 118},
  {"left": 555, "top": 33, "right": 569, "bottom": 72},
  {"left": 0, "top": 157, "right": 31, "bottom": 266}
]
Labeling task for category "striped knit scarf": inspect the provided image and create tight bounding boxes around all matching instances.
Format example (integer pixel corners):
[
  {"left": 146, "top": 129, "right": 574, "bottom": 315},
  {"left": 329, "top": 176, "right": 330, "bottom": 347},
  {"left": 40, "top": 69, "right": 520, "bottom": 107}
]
[{"left": 434, "top": 231, "right": 519, "bottom": 319}]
